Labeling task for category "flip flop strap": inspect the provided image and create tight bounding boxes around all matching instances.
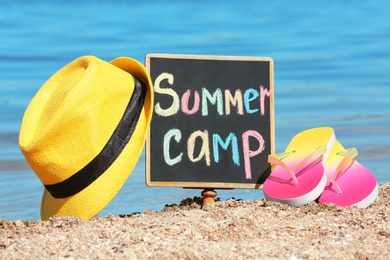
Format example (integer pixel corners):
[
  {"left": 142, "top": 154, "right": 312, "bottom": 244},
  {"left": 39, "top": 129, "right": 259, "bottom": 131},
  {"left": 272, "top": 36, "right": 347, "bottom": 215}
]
[
  {"left": 328, "top": 147, "right": 358, "bottom": 194},
  {"left": 268, "top": 145, "right": 327, "bottom": 187}
]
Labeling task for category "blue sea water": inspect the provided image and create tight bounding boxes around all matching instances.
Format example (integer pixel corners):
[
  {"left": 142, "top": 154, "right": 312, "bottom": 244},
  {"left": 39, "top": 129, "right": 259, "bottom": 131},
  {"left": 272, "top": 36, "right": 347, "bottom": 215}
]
[{"left": 0, "top": 0, "right": 389, "bottom": 221}]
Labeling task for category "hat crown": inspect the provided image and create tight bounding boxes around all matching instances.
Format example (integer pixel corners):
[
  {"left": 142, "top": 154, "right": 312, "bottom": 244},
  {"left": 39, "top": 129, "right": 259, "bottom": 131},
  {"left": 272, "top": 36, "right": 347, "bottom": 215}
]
[{"left": 19, "top": 56, "right": 135, "bottom": 185}]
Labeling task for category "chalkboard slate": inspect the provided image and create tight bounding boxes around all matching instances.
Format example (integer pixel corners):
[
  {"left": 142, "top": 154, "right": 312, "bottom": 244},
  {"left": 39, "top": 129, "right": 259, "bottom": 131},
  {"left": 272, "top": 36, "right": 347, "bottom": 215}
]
[{"left": 145, "top": 54, "right": 274, "bottom": 189}]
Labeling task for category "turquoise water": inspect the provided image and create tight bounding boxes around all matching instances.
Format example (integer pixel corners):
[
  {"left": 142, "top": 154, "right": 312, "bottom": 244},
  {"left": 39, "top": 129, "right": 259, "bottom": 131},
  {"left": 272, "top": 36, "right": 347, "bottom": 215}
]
[{"left": 0, "top": 0, "right": 389, "bottom": 221}]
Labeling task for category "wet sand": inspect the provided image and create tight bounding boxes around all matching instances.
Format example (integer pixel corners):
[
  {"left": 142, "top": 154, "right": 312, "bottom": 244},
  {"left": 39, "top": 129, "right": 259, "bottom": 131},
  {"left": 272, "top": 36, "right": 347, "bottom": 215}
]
[{"left": 1, "top": 183, "right": 389, "bottom": 259}]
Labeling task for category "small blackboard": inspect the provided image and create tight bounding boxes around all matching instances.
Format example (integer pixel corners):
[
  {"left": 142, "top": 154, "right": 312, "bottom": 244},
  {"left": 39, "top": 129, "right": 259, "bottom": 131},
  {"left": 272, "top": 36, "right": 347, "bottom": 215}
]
[{"left": 145, "top": 54, "right": 274, "bottom": 189}]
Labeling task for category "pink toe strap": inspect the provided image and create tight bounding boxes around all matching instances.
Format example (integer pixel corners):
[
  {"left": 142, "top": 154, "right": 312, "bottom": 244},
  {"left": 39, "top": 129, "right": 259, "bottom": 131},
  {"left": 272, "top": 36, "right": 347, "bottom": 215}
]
[
  {"left": 328, "top": 147, "right": 358, "bottom": 194},
  {"left": 268, "top": 145, "right": 327, "bottom": 187}
]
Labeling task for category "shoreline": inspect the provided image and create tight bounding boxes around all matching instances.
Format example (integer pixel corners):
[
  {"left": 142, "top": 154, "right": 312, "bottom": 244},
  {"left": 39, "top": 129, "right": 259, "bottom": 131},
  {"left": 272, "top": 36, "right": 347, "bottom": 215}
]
[{"left": 1, "top": 183, "right": 389, "bottom": 259}]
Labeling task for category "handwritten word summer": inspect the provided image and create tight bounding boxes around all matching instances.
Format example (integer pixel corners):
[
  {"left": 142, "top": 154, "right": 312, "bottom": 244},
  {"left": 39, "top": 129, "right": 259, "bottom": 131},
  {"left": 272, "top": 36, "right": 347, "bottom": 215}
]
[{"left": 154, "top": 72, "right": 271, "bottom": 179}]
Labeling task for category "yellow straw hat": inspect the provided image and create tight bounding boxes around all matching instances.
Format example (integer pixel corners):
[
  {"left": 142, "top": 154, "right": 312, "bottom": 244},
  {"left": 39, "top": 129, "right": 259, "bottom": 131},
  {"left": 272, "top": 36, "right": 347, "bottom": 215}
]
[{"left": 19, "top": 55, "right": 153, "bottom": 220}]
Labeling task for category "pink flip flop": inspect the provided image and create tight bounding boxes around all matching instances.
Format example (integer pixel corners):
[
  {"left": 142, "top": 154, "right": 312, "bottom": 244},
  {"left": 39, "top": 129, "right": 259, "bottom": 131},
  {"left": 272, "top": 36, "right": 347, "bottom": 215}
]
[
  {"left": 318, "top": 140, "right": 378, "bottom": 208},
  {"left": 263, "top": 127, "right": 335, "bottom": 207}
]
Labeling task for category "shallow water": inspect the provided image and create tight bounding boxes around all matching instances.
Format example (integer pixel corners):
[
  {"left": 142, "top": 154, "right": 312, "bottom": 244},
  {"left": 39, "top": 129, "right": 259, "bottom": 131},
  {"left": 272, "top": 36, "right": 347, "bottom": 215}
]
[{"left": 0, "top": 0, "right": 389, "bottom": 220}]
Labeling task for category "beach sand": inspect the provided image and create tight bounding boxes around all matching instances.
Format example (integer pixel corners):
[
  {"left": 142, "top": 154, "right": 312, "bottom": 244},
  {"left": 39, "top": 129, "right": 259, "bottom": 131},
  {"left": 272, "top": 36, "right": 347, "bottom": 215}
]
[{"left": 1, "top": 183, "right": 389, "bottom": 259}]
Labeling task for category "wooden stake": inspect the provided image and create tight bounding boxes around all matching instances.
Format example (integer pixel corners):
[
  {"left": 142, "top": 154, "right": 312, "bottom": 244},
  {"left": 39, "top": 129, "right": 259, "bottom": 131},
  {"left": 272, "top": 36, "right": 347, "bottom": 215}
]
[{"left": 201, "top": 188, "right": 217, "bottom": 206}]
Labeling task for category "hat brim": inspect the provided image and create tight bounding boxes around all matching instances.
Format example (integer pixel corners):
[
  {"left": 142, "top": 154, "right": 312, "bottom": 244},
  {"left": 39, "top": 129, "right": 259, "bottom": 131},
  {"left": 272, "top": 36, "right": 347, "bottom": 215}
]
[{"left": 41, "top": 57, "right": 153, "bottom": 220}]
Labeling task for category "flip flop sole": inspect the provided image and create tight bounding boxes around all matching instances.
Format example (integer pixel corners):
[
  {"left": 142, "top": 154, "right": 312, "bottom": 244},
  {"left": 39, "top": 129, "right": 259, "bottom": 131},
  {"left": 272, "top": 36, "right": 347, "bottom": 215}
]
[
  {"left": 263, "top": 127, "right": 335, "bottom": 206},
  {"left": 318, "top": 141, "right": 378, "bottom": 208},
  {"left": 264, "top": 167, "right": 327, "bottom": 207}
]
